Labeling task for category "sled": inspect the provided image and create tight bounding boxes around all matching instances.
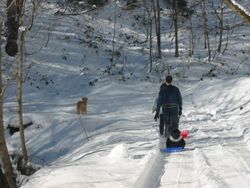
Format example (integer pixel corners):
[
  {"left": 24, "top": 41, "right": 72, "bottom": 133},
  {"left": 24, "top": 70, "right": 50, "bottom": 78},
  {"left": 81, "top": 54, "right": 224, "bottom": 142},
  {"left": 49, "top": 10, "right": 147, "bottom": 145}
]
[
  {"left": 160, "top": 147, "right": 184, "bottom": 153},
  {"left": 160, "top": 147, "right": 195, "bottom": 153}
]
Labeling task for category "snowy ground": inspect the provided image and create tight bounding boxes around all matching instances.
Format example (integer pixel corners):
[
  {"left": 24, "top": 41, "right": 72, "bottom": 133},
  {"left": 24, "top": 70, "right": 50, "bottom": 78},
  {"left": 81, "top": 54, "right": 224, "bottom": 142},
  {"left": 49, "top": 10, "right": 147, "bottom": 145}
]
[
  {"left": 9, "top": 78, "right": 250, "bottom": 188},
  {"left": 1, "top": 0, "right": 250, "bottom": 187}
]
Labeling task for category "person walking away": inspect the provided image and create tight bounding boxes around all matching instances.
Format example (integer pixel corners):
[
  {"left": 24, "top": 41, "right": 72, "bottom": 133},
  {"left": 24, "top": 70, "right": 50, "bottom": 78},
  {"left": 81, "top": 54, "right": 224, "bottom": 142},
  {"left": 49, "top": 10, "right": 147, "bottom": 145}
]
[{"left": 154, "top": 75, "right": 182, "bottom": 137}]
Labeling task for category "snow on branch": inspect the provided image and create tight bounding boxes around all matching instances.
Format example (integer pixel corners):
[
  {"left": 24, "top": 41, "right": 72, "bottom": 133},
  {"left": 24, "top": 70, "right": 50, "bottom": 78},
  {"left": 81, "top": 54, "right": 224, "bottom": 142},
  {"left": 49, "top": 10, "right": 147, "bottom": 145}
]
[{"left": 223, "top": 0, "right": 250, "bottom": 24}]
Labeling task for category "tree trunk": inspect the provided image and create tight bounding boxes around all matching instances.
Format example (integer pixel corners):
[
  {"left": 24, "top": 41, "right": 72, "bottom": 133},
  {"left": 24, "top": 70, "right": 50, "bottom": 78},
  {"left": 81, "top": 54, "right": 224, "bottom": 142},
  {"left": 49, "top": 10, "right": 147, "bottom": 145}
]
[
  {"left": 174, "top": 0, "right": 179, "bottom": 57},
  {"left": 189, "top": 18, "right": 194, "bottom": 57},
  {"left": 6, "top": 0, "right": 19, "bottom": 56},
  {"left": 202, "top": 0, "right": 211, "bottom": 62},
  {"left": 18, "top": 0, "right": 29, "bottom": 166},
  {"left": 218, "top": 0, "right": 224, "bottom": 52},
  {"left": 143, "top": 0, "right": 150, "bottom": 42},
  {"left": 151, "top": 0, "right": 161, "bottom": 58},
  {"left": 202, "top": 0, "right": 207, "bottom": 49},
  {"left": 0, "top": 16, "right": 17, "bottom": 188},
  {"left": 156, "top": 0, "right": 161, "bottom": 58},
  {"left": 111, "top": 1, "right": 117, "bottom": 63},
  {"left": 18, "top": 28, "right": 28, "bottom": 166},
  {"left": 149, "top": 3, "right": 153, "bottom": 72}
]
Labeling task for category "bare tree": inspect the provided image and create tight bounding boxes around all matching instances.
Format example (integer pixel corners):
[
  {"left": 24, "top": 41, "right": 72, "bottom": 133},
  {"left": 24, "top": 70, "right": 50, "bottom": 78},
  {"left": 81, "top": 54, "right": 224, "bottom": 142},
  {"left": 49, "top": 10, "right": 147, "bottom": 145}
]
[
  {"left": 0, "top": 16, "right": 17, "bottom": 188},
  {"left": 7, "top": 0, "right": 41, "bottom": 172},
  {"left": 213, "top": 0, "right": 224, "bottom": 53},
  {"left": 143, "top": 0, "right": 150, "bottom": 42},
  {"left": 18, "top": 23, "right": 28, "bottom": 168},
  {"left": 188, "top": 17, "right": 194, "bottom": 56},
  {"left": 112, "top": 0, "right": 117, "bottom": 62},
  {"left": 201, "top": 0, "right": 211, "bottom": 62},
  {"left": 145, "top": 0, "right": 153, "bottom": 72},
  {"left": 156, "top": 0, "right": 161, "bottom": 58},
  {"left": 149, "top": 4, "right": 153, "bottom": 72},
  {"left": 17, "top": 0, "right": 42, "bottom": 168},
  {"left": 174, "top": 0, "right": 179, "bottom": 57},
  {"left": 167, "top": 0, "right": 188, "bottom": 57},
  {"left": 152, "top": 0, "right": 161, "bottom": 58}
]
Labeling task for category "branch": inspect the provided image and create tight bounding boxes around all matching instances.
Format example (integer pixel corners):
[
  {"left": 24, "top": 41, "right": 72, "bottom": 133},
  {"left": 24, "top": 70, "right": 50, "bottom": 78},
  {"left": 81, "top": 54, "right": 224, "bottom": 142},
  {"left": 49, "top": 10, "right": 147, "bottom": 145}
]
[
  {"left": 223, "top": 0, "right": 250, "bottom": 24},
  {"left": 27, "top": 0, "right": 42, "bottom": 30},
  {"left": 54, "top": 6, "right": 97, "bottom": 16}
]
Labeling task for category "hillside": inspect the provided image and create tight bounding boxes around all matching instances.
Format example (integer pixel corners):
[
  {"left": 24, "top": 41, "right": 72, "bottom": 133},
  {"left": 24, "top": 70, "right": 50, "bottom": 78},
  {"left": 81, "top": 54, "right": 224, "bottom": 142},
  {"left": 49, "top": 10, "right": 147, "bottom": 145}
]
[{"left": 1, "top": 0, "right": 250, "bottom": 187}]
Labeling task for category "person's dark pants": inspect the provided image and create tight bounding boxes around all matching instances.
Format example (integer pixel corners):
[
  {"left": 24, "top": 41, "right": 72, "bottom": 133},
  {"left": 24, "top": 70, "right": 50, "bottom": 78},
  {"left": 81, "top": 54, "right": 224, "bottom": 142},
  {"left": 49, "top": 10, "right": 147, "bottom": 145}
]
[
  {"left": 163, "top": 106, "right": 179, "bottom": 137},
  {"left": 159, "top": 114, "right": 164, "bottom": 135}
]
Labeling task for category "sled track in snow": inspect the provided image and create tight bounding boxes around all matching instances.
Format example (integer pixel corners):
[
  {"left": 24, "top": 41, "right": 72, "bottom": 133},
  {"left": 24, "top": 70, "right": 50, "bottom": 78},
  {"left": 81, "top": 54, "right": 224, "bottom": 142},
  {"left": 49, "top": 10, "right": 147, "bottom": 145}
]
[
  {"left": 135, "top": 115, "right": 250, "bottom": 188},
  {"left": 133, "top": 149, "right": 166, "bottom": 188},
  {"left": 158, "top": 148, "right": 197, "bottom": 187}
]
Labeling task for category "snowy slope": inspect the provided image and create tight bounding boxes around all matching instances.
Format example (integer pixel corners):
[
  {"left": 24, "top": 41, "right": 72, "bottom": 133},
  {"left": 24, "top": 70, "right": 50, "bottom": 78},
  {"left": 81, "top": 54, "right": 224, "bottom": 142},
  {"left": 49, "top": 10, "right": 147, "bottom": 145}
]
[
  {"left": 1, "top": 0, "right": 250, "bottom": 187},
  {"left": 18, "top": 78, "right": 250, "bottom": 188}
]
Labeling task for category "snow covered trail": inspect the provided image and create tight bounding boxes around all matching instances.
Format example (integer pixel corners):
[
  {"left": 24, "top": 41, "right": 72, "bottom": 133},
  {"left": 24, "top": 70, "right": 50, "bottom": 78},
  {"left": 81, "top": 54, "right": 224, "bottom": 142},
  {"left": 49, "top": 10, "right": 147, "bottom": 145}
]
[
  {"left": 157, "top": 125, "right": 250, "bottom": 188},
  {"left": 133, "top": 123, "right": 250, "bottom": 188},
  {"left": 155, "top": 79, "right": 250, "bottom": 188},
  {"left": 132, "top": 78, "right": 250, "bottom": 188}
]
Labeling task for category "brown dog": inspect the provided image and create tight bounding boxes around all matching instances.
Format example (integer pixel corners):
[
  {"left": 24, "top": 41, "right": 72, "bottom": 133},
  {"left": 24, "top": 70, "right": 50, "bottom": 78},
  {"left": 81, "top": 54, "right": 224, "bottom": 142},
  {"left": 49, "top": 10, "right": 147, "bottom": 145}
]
[{"left": 77, "top": 97, "right": 88, "bottom": 114}]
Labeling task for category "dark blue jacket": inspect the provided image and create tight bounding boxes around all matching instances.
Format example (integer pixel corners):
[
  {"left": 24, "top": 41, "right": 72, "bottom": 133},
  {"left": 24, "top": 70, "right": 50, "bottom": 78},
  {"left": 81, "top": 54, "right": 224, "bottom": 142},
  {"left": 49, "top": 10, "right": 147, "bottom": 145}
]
[{"left": 157, "top": 83, "right": 182, "bottom": 114}]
